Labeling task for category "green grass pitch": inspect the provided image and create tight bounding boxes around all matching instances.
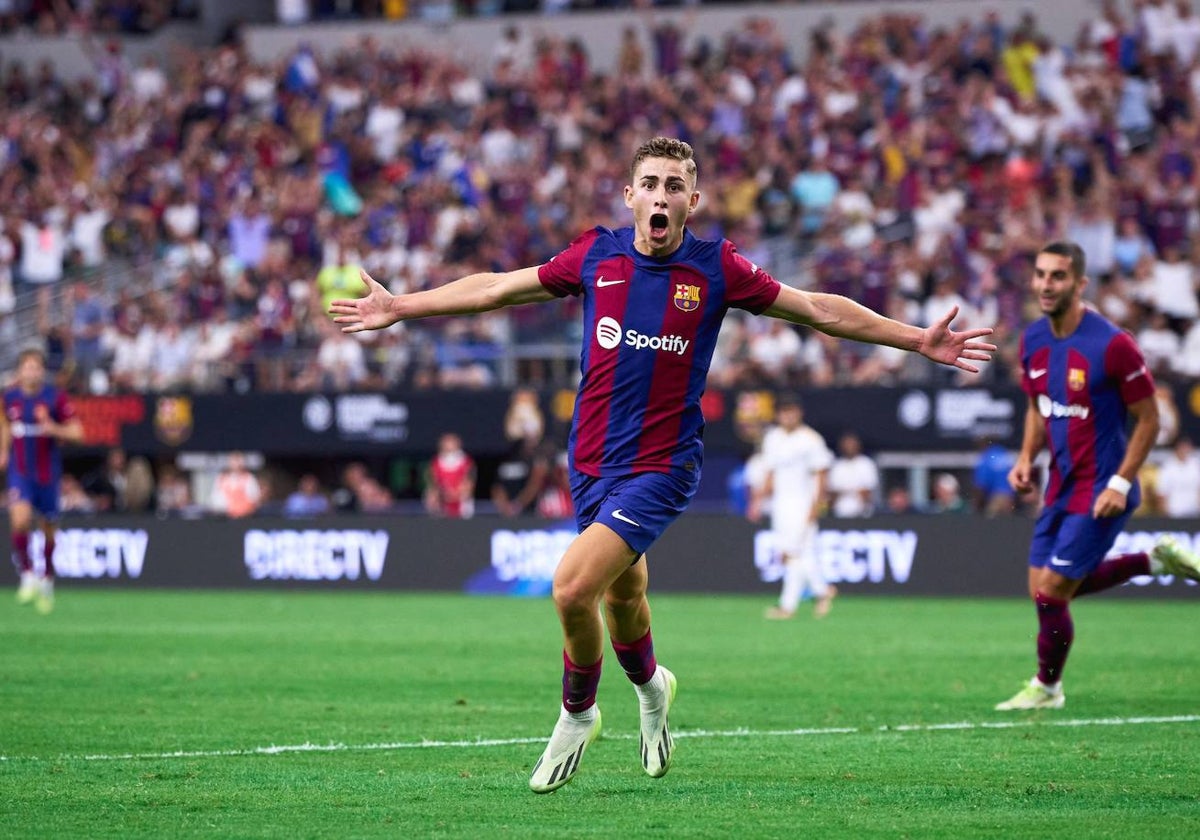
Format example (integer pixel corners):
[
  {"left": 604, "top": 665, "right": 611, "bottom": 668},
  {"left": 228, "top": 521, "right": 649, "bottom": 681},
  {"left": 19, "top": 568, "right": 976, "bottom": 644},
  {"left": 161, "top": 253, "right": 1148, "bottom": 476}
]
[{"left": 2, "top": 590, "right": 1197, "bottom": 839}]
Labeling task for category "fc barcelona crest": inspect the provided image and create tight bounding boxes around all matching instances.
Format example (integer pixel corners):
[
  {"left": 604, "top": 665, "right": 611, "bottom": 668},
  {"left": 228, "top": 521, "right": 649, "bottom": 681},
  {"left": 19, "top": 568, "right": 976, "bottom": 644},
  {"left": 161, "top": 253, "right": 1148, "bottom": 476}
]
[
  {"left": 1068, "top": 368, "right": 1087, "bottom": 392},
  {"left": 674, "top": 283, "right": 701, "bottom": 312},
  {"left": 154, "top": 396, "right": 194, "bottom": 446}
]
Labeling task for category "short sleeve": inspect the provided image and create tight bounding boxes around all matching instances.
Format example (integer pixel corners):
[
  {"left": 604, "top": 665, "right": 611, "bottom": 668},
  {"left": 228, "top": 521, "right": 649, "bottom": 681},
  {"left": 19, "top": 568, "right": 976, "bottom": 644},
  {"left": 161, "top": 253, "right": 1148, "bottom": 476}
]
[
  {"left": 1017, "top": 332, "right": 1034, "bottom": 397},
  {"left": 813, "top": 441, "right": 834, "bottom": 472},
  {"left": 721, "top": 240, "right": 782, "bottom": 314},
  {"left": 537, "top": 229, "right": 599, "bottom": 298},
  {"left": 1104, "top": 331, "right": 1156, "bottom": 405}
]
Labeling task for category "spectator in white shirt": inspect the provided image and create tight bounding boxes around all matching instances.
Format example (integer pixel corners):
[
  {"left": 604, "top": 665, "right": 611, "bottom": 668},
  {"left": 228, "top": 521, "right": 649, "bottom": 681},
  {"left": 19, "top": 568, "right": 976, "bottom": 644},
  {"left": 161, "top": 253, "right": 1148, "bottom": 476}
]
[
  {"left": 1148, "top": 244, "right": 1199, "bottom": 321},
  {"left": 70, "top": 196, "right": 111, "bottom": 270},
  {"left": 1155, "top": 437, "right": 1200, "bottom": 518},
  {"left": 828, "top": 432, "right": 879, "bottom": 518},
  {"left": 1136, "top": 310, "right": 1181, "bottom": 376},
  {"left": 315, "top": 318, "right": 368, "bottom": 390},
  {"left": 1172, "top": 1, "right": 1200, "bottom": 66},
  {"left": 1173, "top": 318, "right": 1200, "bottom": 378}
]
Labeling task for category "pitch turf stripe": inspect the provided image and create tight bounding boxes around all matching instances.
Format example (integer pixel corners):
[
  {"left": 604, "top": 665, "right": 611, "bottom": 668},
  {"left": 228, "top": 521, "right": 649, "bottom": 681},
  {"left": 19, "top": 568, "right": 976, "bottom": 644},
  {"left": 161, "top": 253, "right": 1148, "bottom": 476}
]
[{"left": 3, "top": 715, "right": 1198, "bottom": 763}]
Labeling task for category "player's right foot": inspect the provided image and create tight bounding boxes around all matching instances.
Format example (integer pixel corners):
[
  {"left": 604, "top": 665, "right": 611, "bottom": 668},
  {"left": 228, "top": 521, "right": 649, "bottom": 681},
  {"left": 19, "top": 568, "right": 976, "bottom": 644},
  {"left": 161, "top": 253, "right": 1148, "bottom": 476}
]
[
  {"left": 16, "top": 572, "right": 38, "bottom": 605},
  {"left": 35, "top": 578, "right": 54, "bottom": 615},
  {"left": 529, "top": 706, "right": 601, "bottom": 794},
  {"left": 1151, "top": 536, "right": 1200, "bottom": 582},
  {"left": 764, "top": 607, "right": 794, "bottom": 620},
  {"left": 994, "top": 677, "right": 1064, "bottom": 711},
  {"left": 814, "top": 585, "right": 838, "bottom": 619}
]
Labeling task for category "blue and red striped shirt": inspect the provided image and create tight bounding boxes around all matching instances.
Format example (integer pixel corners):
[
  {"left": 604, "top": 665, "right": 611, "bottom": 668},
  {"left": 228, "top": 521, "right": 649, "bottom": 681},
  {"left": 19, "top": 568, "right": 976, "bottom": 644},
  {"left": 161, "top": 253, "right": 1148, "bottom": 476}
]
[
  {"left": 1020, "top": 308, "right": 1155, "bottom": 513},
  {"left": 539, "top": 226, "right": 781, "bottom": 478},
  {"left": 4, "top": 385, "right": 75, "bottom": 486}
]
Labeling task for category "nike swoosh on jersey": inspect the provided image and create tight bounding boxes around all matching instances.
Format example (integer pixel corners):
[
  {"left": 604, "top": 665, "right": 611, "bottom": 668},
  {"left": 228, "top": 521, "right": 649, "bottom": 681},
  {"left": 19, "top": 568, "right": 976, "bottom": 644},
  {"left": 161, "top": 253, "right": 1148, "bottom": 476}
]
[
  {"left": 1029, "top": 368, "right": 1047, "bottom": 379},
  {"left": 1050, "top": 557, "right": 1072, "bottom": 567},
  {"left": 595, "top": 276, "right": 625, "bottom": 288},
  {"left": 611, "top": 509, "right": 641, "bottom": 527}
]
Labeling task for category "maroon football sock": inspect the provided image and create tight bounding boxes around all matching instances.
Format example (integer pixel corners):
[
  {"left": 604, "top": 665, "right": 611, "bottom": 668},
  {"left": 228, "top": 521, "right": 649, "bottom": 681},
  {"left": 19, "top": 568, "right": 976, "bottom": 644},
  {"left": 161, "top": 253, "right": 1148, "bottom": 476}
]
[
  {"left": 42, "top": 535, "right": 56, "bottom": 579},
  {"left": 1035, "top": 592, "right": 1074, "bottom": 686},
  {"left": 11, "top": 531, "right": 31, "bottom": 574},
  {"left": 562, "top": 651, "right": 602, "bottom": 713},
  {"left": 1074, "top": 553, "right": 1149, "bottom": 597},
  {"left": 611, "top": 629, "right": 658, "bottom": 686}
]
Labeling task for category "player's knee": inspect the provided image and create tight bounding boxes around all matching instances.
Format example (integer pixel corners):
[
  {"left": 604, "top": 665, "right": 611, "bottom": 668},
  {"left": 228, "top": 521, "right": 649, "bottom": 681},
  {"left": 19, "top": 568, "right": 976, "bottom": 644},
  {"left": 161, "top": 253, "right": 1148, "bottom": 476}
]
[{"left": 552, "top": 578, "right": 600, "bottom": 616}]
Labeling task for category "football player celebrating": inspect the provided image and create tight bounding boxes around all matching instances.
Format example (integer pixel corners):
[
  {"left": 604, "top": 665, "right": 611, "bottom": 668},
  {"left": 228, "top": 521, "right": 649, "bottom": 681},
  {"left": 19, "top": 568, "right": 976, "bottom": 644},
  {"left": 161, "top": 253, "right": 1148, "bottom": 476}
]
[{"left": 332, "top": 137, "right": 996, "bottom": 791}]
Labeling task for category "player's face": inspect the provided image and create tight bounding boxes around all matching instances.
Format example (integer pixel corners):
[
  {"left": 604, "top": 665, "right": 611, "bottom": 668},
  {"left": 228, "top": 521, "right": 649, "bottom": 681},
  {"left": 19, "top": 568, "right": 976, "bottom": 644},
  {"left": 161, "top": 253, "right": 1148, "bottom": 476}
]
[
  {"left": 16, "top": 356, "right": 45, "bottom": 392},
  {"left": 1031, "top": 253, "right": 1086, "bottom": 319},
  {"left": 777, "top": 405, "right": 801, "bottom": 430},
  {"left": 624, "top": 156, "right": 699, "bottom": 258}
]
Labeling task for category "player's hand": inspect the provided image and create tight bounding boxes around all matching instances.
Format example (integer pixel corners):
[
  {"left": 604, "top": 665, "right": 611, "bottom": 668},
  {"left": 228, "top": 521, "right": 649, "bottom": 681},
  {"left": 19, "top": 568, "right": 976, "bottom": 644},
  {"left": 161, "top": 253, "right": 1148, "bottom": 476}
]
[
  {"left": 1092, "top": 488, "right": 1127, "bottom": 518},
  {"left": 328, "top": 268, "right": 399, "bottom": 333},
  {"left": 33, "top": 404, "right": 50, "bottom": 423},
  {"left": 918, "top": 306, "right": 997, "bottom": 373},
  {"left": 1008, "top": 458, "right": 1035, "bottom": 493}
]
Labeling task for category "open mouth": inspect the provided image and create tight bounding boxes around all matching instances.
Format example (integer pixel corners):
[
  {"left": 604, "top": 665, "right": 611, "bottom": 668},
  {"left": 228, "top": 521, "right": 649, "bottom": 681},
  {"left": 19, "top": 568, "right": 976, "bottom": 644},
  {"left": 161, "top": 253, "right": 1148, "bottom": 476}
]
[{"left": 649, "top": 213, "right": 670, "bottom": 238}]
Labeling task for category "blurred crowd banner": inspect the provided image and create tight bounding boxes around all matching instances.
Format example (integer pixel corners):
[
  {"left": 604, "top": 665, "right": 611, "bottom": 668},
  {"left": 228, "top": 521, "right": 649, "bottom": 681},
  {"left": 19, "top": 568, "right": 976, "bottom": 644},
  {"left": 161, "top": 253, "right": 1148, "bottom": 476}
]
[
  {"left": 9, "top": 514, "right": 1198, "bottom": 600},
  {"left": 96, "top": 384, "right": 1200, "bottom": 458}
]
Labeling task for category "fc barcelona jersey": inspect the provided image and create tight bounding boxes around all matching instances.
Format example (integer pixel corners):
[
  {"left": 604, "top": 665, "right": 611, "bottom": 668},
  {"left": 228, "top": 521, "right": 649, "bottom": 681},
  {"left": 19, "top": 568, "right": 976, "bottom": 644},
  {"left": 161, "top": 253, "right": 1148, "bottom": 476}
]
[
  {"left": 539, "top": 226, "right": 781, "bottom": 478},
  {"left": 4, "top": 385, "right": 75, "bottom": 485},
  {"left": 1019, "top": 309, "right": 1155, "bottom": 513}
]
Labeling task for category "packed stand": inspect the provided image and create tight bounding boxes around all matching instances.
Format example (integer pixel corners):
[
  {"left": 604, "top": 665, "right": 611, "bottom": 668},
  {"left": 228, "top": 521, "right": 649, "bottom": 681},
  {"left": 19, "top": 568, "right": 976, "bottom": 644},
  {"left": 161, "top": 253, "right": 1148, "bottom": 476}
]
[
  {"left": 0, "top": 2, "right": 1199, "bottom": 396},
  {"left": 0, "top": 1, "right": 193, "bottom": 35}
]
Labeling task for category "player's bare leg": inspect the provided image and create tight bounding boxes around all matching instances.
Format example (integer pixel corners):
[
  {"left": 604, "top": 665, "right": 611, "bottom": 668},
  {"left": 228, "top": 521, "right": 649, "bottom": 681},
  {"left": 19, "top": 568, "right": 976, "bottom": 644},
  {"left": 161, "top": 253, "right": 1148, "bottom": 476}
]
[
  {"left": 605, "top": 553, "right": 676, "bottom": 778},
  {"left": 530, "top": 524, "right": 637, "bottom": 793}
]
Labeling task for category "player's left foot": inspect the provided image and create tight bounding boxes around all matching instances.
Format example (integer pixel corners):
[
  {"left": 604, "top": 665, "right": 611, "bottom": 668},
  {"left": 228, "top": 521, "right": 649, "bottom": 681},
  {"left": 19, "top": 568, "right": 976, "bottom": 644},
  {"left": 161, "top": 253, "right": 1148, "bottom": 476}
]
[
  {"left": 34, "top": 578, "right": 54, "bottom": 615},
  {"left": 529, "top": 706, "right": 601, "bottom": 794},
  {"left": 994, "top": 677, "right": 1064, "bottom": 711},
  {"left": 637, "top": 665, "right": 676, "bottom": 778},
  {"left": 16, "top": 571, "right": 38, "bottom": 605},
  {"left": 764, "top": 607, "right": 794, "bottom": 620},
  {"left": 814, "top": 585, "right": 837, "bottom": 619},
  {"left": 1151, "top": 536, "right": 1200, "bottom": 582}
]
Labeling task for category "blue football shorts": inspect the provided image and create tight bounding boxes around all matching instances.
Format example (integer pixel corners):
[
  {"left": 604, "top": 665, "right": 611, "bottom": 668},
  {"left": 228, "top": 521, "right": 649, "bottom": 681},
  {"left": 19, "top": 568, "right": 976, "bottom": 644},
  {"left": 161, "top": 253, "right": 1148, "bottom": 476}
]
[
  {"left": 1027, "top": 505, "right": 1132, "bottom": 580},
  {"left": 8, "top": 475, "right": 61, "bottom": 520},
  {"left": 570, "top": 469, "right": 699, "bottom": 556}
]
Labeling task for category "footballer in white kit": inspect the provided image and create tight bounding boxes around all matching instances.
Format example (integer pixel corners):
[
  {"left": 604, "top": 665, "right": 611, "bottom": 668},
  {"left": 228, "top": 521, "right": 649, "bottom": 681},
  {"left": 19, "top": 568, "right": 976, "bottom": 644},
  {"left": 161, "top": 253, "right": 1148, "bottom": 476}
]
[{"left": 756, "top": 397, "right": 836, "bottom": 619}]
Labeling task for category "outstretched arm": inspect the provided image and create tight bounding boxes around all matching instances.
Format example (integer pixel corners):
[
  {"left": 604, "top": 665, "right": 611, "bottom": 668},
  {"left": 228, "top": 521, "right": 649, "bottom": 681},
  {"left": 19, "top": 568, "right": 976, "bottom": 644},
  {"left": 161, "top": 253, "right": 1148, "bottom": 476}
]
[
  {"left": 763, "top": 285, "right": 996, "bottom": 372},
  {"left": 329, "top": 266, "right": 555, "bottom": 333}
]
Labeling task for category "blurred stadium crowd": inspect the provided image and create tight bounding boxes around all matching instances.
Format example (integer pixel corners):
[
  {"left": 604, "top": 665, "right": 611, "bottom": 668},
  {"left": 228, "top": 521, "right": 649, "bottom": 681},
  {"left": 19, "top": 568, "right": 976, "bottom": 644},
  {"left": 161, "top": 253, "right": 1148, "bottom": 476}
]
[
  {"left": 1, "top": 0, "right": 1199, "bottom": 401},
  {"left": 0, "top": 1, "right": 195, "bottom": 35}
]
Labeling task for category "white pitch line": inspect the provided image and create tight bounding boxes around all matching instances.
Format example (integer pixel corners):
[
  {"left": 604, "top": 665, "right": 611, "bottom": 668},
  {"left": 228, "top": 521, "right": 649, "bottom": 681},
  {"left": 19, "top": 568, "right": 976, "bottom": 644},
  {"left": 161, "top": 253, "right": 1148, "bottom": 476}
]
[{"left": 2, "top": 714, "right": 1197, "bottom": 764}]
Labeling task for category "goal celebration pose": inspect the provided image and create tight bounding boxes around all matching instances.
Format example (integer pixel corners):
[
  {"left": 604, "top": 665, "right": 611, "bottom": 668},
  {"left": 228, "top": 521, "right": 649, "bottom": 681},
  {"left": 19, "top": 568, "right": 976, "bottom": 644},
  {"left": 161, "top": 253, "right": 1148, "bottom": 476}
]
[{"left": 332, "top": 137, "right": 996, "bottom": 791}]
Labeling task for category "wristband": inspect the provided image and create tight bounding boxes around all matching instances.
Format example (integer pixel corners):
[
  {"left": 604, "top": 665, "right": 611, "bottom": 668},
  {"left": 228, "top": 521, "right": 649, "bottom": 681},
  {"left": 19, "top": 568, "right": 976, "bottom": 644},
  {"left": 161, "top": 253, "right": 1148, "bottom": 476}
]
[{"left": 1106, "top": 475, "right": 1132, "bottom": 496}]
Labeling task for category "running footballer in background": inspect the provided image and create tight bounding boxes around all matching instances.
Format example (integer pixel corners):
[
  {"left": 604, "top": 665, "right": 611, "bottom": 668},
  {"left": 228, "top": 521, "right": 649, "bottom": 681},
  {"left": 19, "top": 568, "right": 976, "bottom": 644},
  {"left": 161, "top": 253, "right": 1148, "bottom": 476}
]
[
  {"left": 1, "top": 348, "right": 84, "bottom": 614},
  {"left": 331, "top": 137, "right": 996, "bottom": 793},
  {"left": 995, "top": 241, "right": 1200, "bottom": 711}
]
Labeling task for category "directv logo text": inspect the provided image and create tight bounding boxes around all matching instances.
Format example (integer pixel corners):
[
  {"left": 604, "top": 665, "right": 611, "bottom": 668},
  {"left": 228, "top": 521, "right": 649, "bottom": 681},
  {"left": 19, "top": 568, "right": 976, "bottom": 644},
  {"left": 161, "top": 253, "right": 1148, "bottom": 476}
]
[{"left": 595, "top": 316, "right": 690, "bottom": 356}]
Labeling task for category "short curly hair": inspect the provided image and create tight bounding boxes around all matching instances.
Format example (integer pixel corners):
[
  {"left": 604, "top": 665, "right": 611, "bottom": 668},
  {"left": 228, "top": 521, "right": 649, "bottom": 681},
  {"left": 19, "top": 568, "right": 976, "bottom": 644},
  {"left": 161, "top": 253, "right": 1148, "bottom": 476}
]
[{"left": 629, "top": 137, "right": 697, "bottom": 184}]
